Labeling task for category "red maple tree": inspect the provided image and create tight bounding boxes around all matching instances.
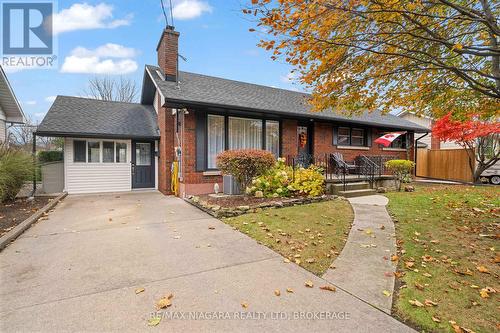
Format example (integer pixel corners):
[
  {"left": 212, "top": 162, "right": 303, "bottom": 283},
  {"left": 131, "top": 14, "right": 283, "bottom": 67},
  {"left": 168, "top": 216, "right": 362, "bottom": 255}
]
[{"left": 432, "top": 113, "right": 500, "bottom": 182}]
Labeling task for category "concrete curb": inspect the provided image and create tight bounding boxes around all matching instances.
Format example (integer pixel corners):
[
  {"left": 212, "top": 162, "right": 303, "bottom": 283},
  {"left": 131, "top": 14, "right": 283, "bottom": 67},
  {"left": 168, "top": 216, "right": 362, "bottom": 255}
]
[{"left": 0, "top": 192, "right": 67, "bottom": 251}]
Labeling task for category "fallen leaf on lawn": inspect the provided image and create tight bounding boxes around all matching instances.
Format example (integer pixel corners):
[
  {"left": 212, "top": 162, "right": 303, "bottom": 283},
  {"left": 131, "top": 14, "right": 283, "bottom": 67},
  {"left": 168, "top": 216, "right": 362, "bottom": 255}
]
[
  {"left": 470, "top": 285, "right": 479, "bottom": 289},
  {"left": 135, "top": 287, "right": 145, "bottom": 294},
  {"left": 424, "top": 299, "right": 438, "bottom": 307},
  {"left": 415, "top": 282, "right": 425, "bottom": 290},
  {"left": 286, "top": 288, "right": 294, "bottom": 293},
  {"left": 476, "top": 265, "right": 489, "bottom": 273},
  {"left": 494, "top": 256, "right": 500, "bottom": 264},
  {"left": 274, "top": 289, "right": 281, "bottom": 296},
  {"left": 283, "top": 258, "right": 291, "bottom": 263},
  {"left": 409, "top": 299, "right": 424, "bottom": 307},
  {"left": 320, "top": 285, "right": 336, "bottom": 292},
  {"left": 147, "top": 316, "right": 162, "bottom": 327},
  {"left": 432, "top": 316, "right": 441, "bottom": 323},
  {"left": 382, "top": 290, "right": 391, "bottom": 297},
  {"left": 305, "top": 258, "right": 315, "bottom": 263},
  {"left": 405, "top": 261, "right": 415, "bottom": 269},
  {"left": 423, "top": 273, "right": 432, "bottom": 278},
  {"left": 295, "top": 259, "right": 301, "bottom": 265},
  {"left": 294, "top": 254, "right": 301, "bottom": 258},
  {"left": 391, "top": 255, "right": 399, "bottom": 261},
  {"left": 449, "top": 321, "right": 463, "bottom": 333},
  {"left": 394, "top": 271, "right": 403, "bottom": 278},
  {"left": 305, "top": 280, "right": 314, "bottom": 288},
  {"left": 241, "top": 302, "right": 248, "bottom": 309},
  {"left": 480, "top": 289, "right": 490, "bottom": 298}
]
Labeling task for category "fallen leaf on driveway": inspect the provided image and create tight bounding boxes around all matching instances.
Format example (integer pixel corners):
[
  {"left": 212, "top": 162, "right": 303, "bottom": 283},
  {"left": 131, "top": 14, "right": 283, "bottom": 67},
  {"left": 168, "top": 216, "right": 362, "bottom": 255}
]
[
  {"left": 274, "top": 289, "right": 281, "bottom": 296},
  {"left": 156, "top": 294, "right": 174, "bottom": 310},
  {"left": 241, "top": 302, "right": 249, "bottom": 308},
  {"left": 208, "top": 226, "right": 215, "bottom": 230},
  {"left": 147, "top": 316, "right": 161, "bottom": 326},
  {"left": 305, "top": 280, "right": 314, "bottom": 288},
  {"left": 135, "top": 287, "right": 145, "bottom": 294},
  {"left": 319, "top": 285, "right": 336, "bottom": 292},
  {"left": 286, "top": 288, "right": 294, "bottom": 293},
  {"left": 173, "top": 236, "right": 181, "bottom": 239},
  {"left": 382, "top": 290, "right": 391, "bottom": 297}
]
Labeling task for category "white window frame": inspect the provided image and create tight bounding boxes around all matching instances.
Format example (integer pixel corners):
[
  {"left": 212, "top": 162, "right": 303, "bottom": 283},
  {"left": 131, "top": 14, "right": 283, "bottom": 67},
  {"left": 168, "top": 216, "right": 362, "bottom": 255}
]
[{"left": 73, "top": 139, "right": 129, "bottom": 164}]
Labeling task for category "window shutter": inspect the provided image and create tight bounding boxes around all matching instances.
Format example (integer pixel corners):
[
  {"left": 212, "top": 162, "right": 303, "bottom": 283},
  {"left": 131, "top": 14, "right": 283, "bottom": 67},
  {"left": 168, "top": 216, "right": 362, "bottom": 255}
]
[
  {"left": 366, "top": 128, "right": 372, "bottom": 147},
  {"left": 195, "top": 112, "right": 207, "bottom": 171},
  {"left": 332, "top": 127, "right": 338, "bottom": 145}
]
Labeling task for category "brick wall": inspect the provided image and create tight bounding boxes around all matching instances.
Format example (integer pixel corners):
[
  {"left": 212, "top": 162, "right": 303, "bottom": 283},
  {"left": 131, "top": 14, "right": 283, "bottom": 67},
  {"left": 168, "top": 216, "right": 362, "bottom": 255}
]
[
  {"left": 170, "top": 114, "right": 414, "bottom": 196},
  {"left": 157, "top": 103, "right": 175, "bottom": 195}
]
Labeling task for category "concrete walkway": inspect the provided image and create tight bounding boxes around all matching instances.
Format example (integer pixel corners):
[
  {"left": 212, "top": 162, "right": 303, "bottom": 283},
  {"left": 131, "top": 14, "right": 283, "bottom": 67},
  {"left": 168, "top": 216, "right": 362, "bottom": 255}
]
[
  {"left": 323, "top": 195, "right": 397, "bottom": 314},
  {"left": 0, "top": 192, "right": 412, "bottom": 332}
]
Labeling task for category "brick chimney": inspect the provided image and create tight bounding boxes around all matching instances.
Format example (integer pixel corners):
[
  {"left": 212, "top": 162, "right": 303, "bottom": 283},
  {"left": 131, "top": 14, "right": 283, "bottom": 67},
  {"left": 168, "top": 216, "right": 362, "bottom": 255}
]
[{"left": 156, "top": 26, "right": 179, "bottom": 82}]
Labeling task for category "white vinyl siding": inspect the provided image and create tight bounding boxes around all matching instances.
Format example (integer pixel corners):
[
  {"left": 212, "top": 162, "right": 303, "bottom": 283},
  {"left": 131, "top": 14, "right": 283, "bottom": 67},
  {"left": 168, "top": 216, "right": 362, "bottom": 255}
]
[
  {"left": 64, "top": 138, "right": 132, "bottom": 194},
  {"left": 0, "top": 119, "right": 6, "bottom": 144},
  {"left": 0, "top": 108, "right": 6, "bottom": 143}
]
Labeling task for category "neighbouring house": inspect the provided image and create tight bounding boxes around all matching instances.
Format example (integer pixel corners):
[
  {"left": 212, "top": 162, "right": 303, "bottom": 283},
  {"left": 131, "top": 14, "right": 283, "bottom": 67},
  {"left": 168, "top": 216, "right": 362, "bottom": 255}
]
[
  {"left": 397, "top": 111, "right": 462, "bottom": 150},
  {"left": 36, "top": 27, "right": 428, "bottom": 196},
  {"left": 0, "top": 66, "right": 25, "bottom": 144}
]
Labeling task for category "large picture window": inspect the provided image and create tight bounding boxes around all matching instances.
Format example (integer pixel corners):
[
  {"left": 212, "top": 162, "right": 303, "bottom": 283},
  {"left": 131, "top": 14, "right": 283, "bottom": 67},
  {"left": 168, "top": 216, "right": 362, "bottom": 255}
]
[
  {"left": 103, "top": 141, "right": 115, "bottom": 163},
  {"left": 266, "top": 120, "right": 279, "bottom": 157},
  {"left": 205, "top": 115, "right": 280, "bottom": 170},
  {"left": 228, "top": 117, "right": 262, "bottom": 150},
  {"left": 207, "top": 115, "right": 225, "bottom": 169}
]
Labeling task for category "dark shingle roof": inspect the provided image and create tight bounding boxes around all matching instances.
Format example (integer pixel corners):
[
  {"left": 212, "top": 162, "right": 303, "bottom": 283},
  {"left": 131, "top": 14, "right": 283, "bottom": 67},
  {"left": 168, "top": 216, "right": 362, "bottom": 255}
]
[
  {"left": 37, "top": 96, "right": 159, "bottom": 139},
  {"left": 146, "top": 65, "right": 428, "bottom": 132}
]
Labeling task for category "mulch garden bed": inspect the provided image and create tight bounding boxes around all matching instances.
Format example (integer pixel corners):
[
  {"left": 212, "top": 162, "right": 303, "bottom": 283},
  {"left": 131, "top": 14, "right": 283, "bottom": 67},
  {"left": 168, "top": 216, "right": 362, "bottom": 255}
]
[
  {"left": 197, "top": 194, "right": 288, "bottom": 208},
  {"left": 0, "top": 197, "right": 54, "bottom": 237}
]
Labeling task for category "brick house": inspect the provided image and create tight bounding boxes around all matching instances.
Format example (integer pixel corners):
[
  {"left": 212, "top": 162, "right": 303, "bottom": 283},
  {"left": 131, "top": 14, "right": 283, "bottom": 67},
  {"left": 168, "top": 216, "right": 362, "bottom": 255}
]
[{"left": 37, "top": 27, "right": 428, "bottom": 195}]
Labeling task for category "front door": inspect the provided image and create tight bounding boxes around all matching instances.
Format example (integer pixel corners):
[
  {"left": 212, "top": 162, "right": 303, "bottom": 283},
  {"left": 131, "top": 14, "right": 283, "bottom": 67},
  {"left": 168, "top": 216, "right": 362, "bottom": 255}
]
[
  {"left": 297, "top": 124, "right": 313, "bottom": 166},
  {"left": 132, "top": 141, "right": 155, "bottom": 188}
]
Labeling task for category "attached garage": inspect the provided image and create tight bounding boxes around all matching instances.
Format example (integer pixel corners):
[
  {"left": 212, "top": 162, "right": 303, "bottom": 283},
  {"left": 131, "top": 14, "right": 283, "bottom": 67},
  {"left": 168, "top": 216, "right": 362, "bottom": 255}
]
[{"left": 36, "top": 96, "right": 159, "bottom": 194}]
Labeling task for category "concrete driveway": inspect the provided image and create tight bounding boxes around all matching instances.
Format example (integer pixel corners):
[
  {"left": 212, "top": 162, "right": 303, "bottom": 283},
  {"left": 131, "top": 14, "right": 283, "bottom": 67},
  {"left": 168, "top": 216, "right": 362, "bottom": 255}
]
[{"left": 0, "top": 192, "right": 413, "bottom": 332}]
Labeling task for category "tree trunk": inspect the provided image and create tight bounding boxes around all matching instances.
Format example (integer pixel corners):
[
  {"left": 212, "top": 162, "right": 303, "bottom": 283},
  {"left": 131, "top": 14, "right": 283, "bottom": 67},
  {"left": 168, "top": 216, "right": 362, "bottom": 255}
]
[{"left": 473, "top": 163, "right": 489, "bottom": 183}]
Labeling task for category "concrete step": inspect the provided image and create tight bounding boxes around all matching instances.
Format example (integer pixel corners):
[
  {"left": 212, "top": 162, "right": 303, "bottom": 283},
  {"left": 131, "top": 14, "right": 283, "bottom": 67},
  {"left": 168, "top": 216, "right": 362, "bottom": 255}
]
[
  {"left": 328, "top": 182, "right": 370, "bottom": 194},
  {"left": 338, "top": 189, "right": 377, "bottom": 198}
]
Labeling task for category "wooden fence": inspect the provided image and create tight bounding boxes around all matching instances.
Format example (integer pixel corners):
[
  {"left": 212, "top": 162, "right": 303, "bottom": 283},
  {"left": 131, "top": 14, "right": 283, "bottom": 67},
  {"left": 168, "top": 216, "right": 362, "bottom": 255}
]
[{"left": 416, "top": 148, "right": 474, "bottom": 183}]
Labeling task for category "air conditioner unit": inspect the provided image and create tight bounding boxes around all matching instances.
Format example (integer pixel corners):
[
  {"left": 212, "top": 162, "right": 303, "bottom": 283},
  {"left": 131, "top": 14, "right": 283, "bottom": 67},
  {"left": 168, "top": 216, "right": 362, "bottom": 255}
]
[{"left": 223, "top": 175, "right": 241, "bottom": 195}]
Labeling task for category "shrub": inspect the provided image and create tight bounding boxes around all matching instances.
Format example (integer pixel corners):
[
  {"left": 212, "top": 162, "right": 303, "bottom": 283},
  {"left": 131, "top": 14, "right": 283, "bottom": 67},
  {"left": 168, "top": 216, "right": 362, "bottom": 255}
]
[
  {"left": 385, "top": 159, "right": 415, "bottom": 191},
  {"left": 217, "top": 149, "right": 275, "bottom": 191},
  {"left": 38, "top": 150, "right": 63, "bottom": 163},
  {"left": 0, "top": 146, "right": 35, "bottom": 202},
  {"left": 248, "top": 158, "right": 324, "bottom": 198}
]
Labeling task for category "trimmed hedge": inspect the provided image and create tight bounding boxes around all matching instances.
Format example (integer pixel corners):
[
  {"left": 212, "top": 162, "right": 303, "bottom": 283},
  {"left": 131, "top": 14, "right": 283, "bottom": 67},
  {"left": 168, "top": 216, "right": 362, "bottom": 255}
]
[
  {"left": 217, "top": 149, "right": 275, "bottom": 191},
  {"left": 38, "top": 150, "right": 63, "bottom": 163},
  {"left": 385, "top": 159, "right": 415, "bottom": 191}
]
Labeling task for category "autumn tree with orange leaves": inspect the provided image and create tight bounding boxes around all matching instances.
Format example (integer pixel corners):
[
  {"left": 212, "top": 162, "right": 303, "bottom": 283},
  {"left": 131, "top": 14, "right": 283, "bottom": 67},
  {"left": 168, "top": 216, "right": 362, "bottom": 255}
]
[
  {"left": 245, "top": 0, "right": 499, "bottom": 118},
  {"left": 433, "top": 113, "right": 500, "bottom": 182}
]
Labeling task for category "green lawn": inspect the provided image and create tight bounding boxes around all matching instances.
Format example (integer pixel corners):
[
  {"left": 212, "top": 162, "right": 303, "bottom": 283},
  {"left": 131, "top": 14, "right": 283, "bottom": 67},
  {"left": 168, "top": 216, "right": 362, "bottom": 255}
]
[
  {"left": 221, "top": 199, "right": 353, "bottom": 275},
  {"left": 386, "top": 184, "right": 500, "bottom": 333}
]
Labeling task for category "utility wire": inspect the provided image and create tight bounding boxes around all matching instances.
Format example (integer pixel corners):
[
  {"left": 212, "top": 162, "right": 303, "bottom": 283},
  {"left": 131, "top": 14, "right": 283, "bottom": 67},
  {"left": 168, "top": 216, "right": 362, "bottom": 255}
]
[
  {"left": 160, "top": 0, "right": 169, "bottom": 27},
  {"left": 169, "top": 0, "right": 174, "bottom": 28}
]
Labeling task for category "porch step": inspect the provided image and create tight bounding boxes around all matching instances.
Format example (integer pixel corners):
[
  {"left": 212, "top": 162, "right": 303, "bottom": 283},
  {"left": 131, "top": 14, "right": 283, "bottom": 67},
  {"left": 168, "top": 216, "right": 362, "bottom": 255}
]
[
  {"left": 330, "top": 181, "right": 370, "bottom": 193},
  {"left": 338, "top": 189, "right": 377, "bottom": 198}
]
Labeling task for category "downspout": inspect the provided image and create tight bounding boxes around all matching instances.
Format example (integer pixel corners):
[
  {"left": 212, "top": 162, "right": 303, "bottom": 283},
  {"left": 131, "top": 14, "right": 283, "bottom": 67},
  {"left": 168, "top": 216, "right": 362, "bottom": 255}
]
[{"left": 414, "top": 133, "right": 429, "bottom": 177}]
